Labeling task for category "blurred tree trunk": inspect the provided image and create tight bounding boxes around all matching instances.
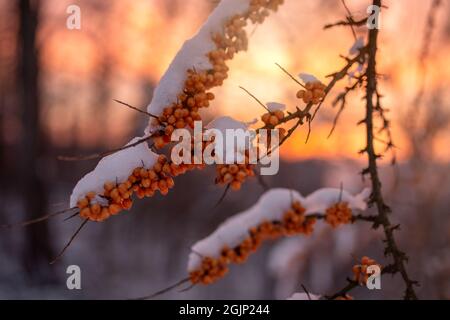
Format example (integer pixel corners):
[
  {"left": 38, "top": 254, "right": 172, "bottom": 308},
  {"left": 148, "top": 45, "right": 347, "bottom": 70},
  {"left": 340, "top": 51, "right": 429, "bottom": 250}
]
[{"left": 17, "top": 0, "right": 55, "bottom": 283}]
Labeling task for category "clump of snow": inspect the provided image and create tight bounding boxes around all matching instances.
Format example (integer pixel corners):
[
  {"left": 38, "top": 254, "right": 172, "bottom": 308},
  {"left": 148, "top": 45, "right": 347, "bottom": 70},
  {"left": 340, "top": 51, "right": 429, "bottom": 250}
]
[
  {"left": 189, "top": 189, "right": 304, "bottom": 270},
  {"left": 288, "top": 292, "right": 321, "bottom": 300},
  {"left": 69, "top": 137, "right": 159, "bottom": 208},
  {"left": 146, "top": 0, "right": 252, "bottom": 133},
  {"left": 205, "top": 116, "right": 254, "bottom": 164},
  {"left": 299, "top": 73, "right": 319, "bottom": 83},
  {"left": 206, "top": 116, "right": 250, "bottom": 133},
  {"left": 188, "top": 187, "right": 370, "bottom": 270},
  {"left": 303, "top": 188, "right": 370, "bottom": 214},
  {"left": 266, "top": 102, "right": 286, "bottom": 112},
  {"left": 349, "top": 36, "right": 365, "bottom": 55}
]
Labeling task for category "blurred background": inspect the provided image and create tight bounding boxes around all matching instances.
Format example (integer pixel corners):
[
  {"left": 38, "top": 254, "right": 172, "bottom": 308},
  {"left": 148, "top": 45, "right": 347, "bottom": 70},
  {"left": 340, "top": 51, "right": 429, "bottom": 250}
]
[{"left": 0, "top": 0, "right": 449, "bottom": 299}]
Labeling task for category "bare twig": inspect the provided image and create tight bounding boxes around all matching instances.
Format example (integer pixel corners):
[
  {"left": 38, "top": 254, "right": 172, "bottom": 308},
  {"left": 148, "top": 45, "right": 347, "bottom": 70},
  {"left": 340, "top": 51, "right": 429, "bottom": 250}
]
[
  {"left": 214, "top": 184, "right": 231, "bottom": 208},
  {"left": 134, "top": 278, "right": 190, "bottom": 300},
  {"left": 50, "top": 219, "right": 89, "bottom": 265},
  {"left": 325, "top": 278, "right": 359, "bottom": 300},
  {"left": 275, "top": 63, "right": 306, "bottom": 88},
  {"left": 58, "top": 136, "right": 153, "bottom": 161},
  {"left": 113, "top": 99, "right": 159, "bottom": 119},
  {"left": 1, "top": 207, "right": 78, "bottom": 229},
  {"left": 239, "top": 86, "right": 270, "bottom": 112}
]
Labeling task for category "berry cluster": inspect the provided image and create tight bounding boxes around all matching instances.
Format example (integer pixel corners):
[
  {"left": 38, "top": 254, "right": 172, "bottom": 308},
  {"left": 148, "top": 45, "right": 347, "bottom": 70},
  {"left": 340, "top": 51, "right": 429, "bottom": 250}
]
[
  {"left": 152, "top": 1, "right": 284, "bottom": 149},
  {"left": 261, "top": 110, "right": 285, "bottom": 127},
  {"left": 216, "top": 161, "right": 256, "bottom": 191},
  {"left": 325, "top": 202, "right": 353, "bottom": 228},
  {"left": 352, "top": 256, "right": 382, "bottom": 285},
  {"left": 261, "top": 109, "right": 287, "bottom": 144},
  {"left": 75, "top": 1, "right": 286, "bottom": 220},
  {"left": 77, "top": 156, "right": 202, "bottom": 222},
  {"left": 296, "top": 81, "right": 326, "bottom": 105},
  {"left": 189, "top": 200, "right": 316, "bottom": 285}
]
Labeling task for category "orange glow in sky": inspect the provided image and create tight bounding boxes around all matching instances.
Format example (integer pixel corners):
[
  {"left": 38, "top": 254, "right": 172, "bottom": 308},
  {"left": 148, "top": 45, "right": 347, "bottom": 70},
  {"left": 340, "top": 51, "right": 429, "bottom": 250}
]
[{"left": 38, "top": 0, "right": 450, "bottom": 162}]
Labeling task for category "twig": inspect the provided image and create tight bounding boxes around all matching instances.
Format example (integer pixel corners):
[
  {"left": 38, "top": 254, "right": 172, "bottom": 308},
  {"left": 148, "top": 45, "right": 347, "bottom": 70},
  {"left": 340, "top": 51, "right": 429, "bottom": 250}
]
[
  {"left": 113, "top": 99, "right": 159, "bottom": 119},
  {"left": 301, "top": 284, "right": 312, "bottom": 300},
  {"left": 275, "top": 63, "right": 306, "bottom": 88},
  {"left": 1, "top": 207, "right": 77, "bottom": 229},
  {"left": 50, "top": 219, "right": 89, "bottom": 265},
  {"left": 325, "top": 278, "right": 359, "bottom": 300},
  {"left": 214, "top": 184, "right": 231, "bottom": 208},
  {"left": 324, "top": 17, "right": 368, "bottom": 30},
  {"left": 58, "top": 136, "right": 153, "bottom": 161},
  {"left": 134, "top": 278, "right": 190, "bottom": 300},
  {"left": 341, "top": 0, "right": 357, "bottom": 40},
  {"left": 239, "top": 86, "right": 270, "bottom": 112},
  {"left": 328, "top": 76, "right": 364, "bottom": 138}
]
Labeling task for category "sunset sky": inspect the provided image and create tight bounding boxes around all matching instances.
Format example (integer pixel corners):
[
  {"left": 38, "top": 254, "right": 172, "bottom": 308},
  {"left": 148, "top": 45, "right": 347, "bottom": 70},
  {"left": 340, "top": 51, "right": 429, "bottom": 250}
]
[{"left": 25, "top": 0, "right": 450, "bottom": 162}]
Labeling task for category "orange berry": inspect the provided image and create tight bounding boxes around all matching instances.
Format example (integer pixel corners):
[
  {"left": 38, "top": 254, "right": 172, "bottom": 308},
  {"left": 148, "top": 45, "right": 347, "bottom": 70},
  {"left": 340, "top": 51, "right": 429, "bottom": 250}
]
[
  {"left": 142, "top": 178, "right": 151, "bottom": 188},
  {"left": 361, "top": 256, "right": 370, "bottom": 265},
  {"left": 269, "top": 115, "right": 279, "bottom": 126},
  {"left": 166, "top": 177, "right": 175, "bottom": 189},
  {"left": 231, "top": 181, "right": 242, "bottom": 191},
  {"left": 86, "top": 192, "right": 96, "bottom": 200},
  {"left": 223, "top": 173, "right": 234, "bottom": 184},
  {"left": 122, "top": 199, "right": 133, "bottom": 210},
  {"left": 303, "top": 90, "right": 313, "bottom": 104},
  {"left": 91, "top": 204, "right": 101, "bottom": 215},
  {"left": 104, "top": 182, "right": 115, "bottom": 192},
  {"left": 296, "top": 90, "right": 305, "bottom": 99},
  {"left": 261, "top": 113, "right": 270, "bottom": 124},
  {"left": 77, "top": 198, "right": 89, "bottom": 209},
  {"left": 229, "top": 164, "right": 239, "bottom": 174},
  {"left": 80, "top": 207, "right": 91, "bottom": 219},
  {"left": 108, "top": 204, "right": 122, "bottom": 216},
  {"left": 98, "top": 207, "right": 110, "bottom": 221},
  {"left": 274, "top": 110, "right": 284, "bottom": 120}
]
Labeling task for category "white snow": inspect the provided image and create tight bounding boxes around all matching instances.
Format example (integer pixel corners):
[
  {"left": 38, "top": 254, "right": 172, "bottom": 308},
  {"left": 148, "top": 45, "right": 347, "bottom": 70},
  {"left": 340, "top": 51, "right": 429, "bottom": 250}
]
[
  {"left": 188, "top": 187, "right": 370, "bottom": 270},
  {"left": 303, "top": 188, "right": 370, "bottom": 214},
  {"left": 288, "top": 292, "right": 321, "bottom": 300},
  {"left": 298, "top": 73, "right": 319, "bottom": 83},
  {"left": 266, "top": 102, "right": 286, "bottom": 112},
  {"left": 205, "top": 116, "right": 254, "bottom": 163},
  {"left": 349, "top": 36, "right": 365, "bottom": 55},
  {"left": 206, "top": 116, "right": 250, "bottom": 133},
  {"left": 146, "top": 0, "right": 253, "bottom": 133},
  {"left": 69, "top": 137, "right": 159, "bottom": 208},
  {"left": 189, "top": 189, "right": 304, "bottom": 270}
]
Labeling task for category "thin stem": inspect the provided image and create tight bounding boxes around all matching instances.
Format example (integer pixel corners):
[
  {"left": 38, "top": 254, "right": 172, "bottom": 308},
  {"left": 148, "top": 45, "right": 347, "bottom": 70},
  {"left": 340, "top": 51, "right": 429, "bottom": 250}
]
[
  {"left": 1, "top": 207, "right": 77, "bottom": 229},
  {"left": 134, "top": 278, "right": 190, "bottom": 300},
  {"left": 239, "top": 86, "right": 270, "bottom": 112},
  {"left": 58, "top": 136, "right": 153, "bottom": 161},
  {"left": 113, "top": 99, "right": 159, "bottom": 119},
  {"left": 50, "top": 219, "right": 89, "bottom": 265},
  {"left": 275, "top": 63, "right": 307, "bottom": 88}
]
